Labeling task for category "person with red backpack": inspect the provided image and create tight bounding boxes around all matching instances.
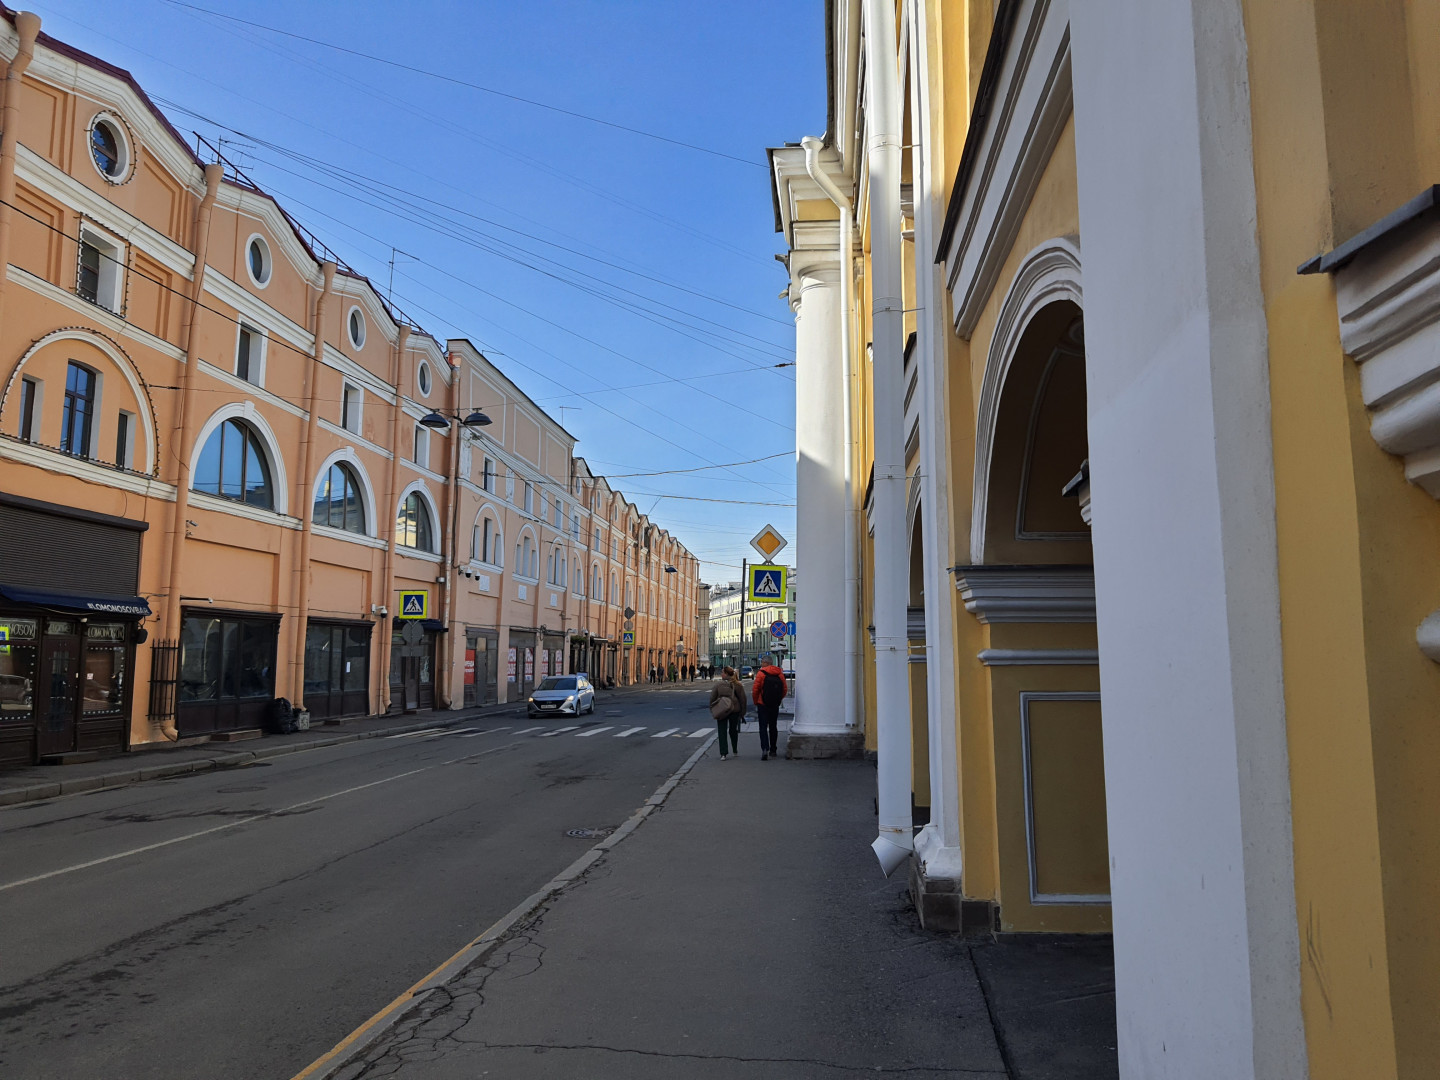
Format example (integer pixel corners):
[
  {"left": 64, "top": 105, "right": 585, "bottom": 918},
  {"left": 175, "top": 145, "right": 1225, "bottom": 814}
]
[{"left": 751, "top": 659, "right": 788, "bottom": 760}]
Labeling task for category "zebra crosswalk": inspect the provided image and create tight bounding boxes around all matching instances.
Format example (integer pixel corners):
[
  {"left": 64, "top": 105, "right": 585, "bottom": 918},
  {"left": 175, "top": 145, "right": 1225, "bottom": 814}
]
[{"left": 388, "top": 722, "right": 726, "bottom": 743}]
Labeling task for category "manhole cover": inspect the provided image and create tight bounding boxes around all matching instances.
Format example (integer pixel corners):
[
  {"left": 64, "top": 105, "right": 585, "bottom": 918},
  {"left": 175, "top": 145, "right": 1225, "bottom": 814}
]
[{"left": 566, "top": 827, "right": 615, "bottom": 840}]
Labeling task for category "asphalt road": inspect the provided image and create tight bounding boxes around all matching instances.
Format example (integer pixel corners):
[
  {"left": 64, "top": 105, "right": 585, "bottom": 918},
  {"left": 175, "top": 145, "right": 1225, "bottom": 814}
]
[{"left": 0, "top": 684, "right": 715, "bottom": 1080}]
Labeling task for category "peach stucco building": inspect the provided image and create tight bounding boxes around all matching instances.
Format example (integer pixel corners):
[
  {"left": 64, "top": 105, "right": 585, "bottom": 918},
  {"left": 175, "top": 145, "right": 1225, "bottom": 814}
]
[{"left": 0, "top": 10, "right": 699, "bottom": 767}]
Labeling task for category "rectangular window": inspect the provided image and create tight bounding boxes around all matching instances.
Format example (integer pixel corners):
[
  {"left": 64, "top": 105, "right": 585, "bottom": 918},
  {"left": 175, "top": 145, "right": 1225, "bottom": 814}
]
[
  {"left": 18, "top": 377, "right": 38, "bottom": 442},
  {"left": 414, "top": 424, "right": 429, "bottom": 468},
  {"left": 524, "top": 482, "right": 533, "bottom": 514},
  {"left": 554, "top": 501, "right": 562, "bottom": 528},
  {"left": 342, "top": 384, "right": 361, "bottom": 433},
  {"left": 115, "top": 410, "right": 134, "bottom": 469},
  {"left": 483, "top": 457, "right": 495, "bottom": 492},
  {"left": 78, "top": 230, "right": 124, "bottom": 313},
  {"left": 60, "top": 361, "right": 96, "bottom": 458},
  {"left": 482, "top": 517, "right": 493, "bottom": 563},
  {"left": 236, "top": 325, "right": 265, "bottom": 385}
]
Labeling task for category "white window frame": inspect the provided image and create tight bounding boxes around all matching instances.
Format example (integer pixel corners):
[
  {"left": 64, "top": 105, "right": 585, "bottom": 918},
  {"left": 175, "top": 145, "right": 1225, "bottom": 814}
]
[
  {"left": 114, "top": 409, "right": 136, "bottom": 469},
  {"left": 347, "top": 305, "right": 367, "bottom": 350},
  {"left": 18, "top": 375, "right": 41, "bottom": 443},
  {"left": 482, "top": 456, "right": 495, "bottom": 492},
  {"left": 235, "top": 322, "right": 267, "bottom": 386},
  {"left": 342, "top": 382, "right": 364, "bottom": 434},
  {"left": 244, "top": 233, "right": 273, "bottom": 289},
  {"left": 87, "top": 112, "right": 132, "bottom": 183},
  {"left": 413, "top": 423, "right": 430, "bottom": 469},
  {"left": 78, "top": 225, "right": 125, "bottom": 315},
  {"left": 416, "top": 359, "right": 432, "bottom": 398},
  {"left": 524, "top": 482, "right": 534, "bottom": 515}
]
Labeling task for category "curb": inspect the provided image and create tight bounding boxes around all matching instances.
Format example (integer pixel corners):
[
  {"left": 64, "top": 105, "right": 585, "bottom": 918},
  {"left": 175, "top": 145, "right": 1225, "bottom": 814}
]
[
  {"left": 0, "top": 712, "right": 521, "bottom": 809},
  {"left": 291, "top": 732, "right": 718, "bottom": 1080}
]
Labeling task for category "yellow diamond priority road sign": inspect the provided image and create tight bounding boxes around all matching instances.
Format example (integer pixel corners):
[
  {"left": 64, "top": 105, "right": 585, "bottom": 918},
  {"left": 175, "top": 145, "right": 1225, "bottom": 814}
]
[{"left": 749, "top": 524, "right": 788, "bottom": 562}]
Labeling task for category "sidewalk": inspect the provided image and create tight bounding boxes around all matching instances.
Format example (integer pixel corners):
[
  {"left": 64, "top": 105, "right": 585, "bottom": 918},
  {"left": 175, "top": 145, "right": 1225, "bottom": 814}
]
[{"left": 319, "top": 727, "right": 1118, "bottom": 1080}]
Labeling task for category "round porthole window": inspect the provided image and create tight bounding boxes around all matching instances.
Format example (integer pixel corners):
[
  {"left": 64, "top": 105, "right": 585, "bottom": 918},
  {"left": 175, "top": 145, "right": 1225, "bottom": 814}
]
[
  {"left": 246, "top": 235, "right": 272, "bottom": 287},
  {"left": 417, "top": 360, "right": 432, "bottom": 397},
  {"left": 348, "top": 306, "right": 366, "bottom": 349},
  {"left": 89, "top": 115, "right": 130, "bottom": 182}
]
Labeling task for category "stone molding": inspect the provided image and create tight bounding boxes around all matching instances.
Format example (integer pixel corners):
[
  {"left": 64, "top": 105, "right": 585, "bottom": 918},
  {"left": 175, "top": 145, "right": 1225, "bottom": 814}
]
[
  {"left": 978, "top": 648, "right": 1098, "bottom": 665},
  {"left": 953, "top": 564, "right": 1095, "bottom": 623},
  {"left": 1330, "top": 201, "right": 1440, "bottom": 496}
]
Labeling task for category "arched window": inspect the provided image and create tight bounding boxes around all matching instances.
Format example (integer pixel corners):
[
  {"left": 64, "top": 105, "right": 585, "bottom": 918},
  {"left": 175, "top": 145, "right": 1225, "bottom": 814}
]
[
  {"left": 313, "top": 462, "right": 366, "bottom": 534},
  {"left": 195, "top": 418, "right": 274, "bottom": 509},
  {"left": 396, "top": 491, "right": 434, "bottom": 551}
]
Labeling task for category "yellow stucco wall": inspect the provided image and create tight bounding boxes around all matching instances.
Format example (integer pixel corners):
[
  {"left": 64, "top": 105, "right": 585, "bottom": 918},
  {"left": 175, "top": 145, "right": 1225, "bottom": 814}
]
[{"left": 1243, "top": 0, "right": 1440, "bottom": 1074}]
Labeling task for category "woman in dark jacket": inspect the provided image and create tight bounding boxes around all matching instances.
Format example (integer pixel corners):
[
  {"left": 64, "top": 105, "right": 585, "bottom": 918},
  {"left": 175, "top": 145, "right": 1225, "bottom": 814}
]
[{"left": 709, "top": 667, "right": 744, "bottom": 760}]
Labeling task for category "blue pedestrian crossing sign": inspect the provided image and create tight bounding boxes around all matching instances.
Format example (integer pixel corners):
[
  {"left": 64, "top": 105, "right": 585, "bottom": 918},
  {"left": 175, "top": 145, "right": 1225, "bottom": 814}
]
[
  {"left": 747, "top": 564, "right": 788, "bottom": 604},
  {"left": 622, "top": 630, "right": 635, "bottom": 645},
  {"left": 398, "top": 591, "right": 428, "bottom": 619}
]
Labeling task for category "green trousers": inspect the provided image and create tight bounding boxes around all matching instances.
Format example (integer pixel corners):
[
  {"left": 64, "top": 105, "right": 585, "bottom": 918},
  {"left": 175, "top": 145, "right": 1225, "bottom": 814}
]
[{"left": 716, "top": 715, "right": 741, "bottom": 755}]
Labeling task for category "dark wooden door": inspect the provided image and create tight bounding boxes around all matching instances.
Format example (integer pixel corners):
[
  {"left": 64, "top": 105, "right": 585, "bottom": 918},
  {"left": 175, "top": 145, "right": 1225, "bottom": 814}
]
[
  {"left": 402, "top": 656, "right": 420, "bottom": 712},
  {"left": 36, "top": 634, "right": 79, "bottom": 757}
]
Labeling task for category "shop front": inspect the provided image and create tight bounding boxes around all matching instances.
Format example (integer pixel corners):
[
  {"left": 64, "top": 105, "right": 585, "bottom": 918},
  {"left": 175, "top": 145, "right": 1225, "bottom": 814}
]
[
  {"left": 389, "top": 619, "right": 442, "bottom": 713},
  {"left": 303, "top": 620, "right": 372, "bottom": 721},
  {"left": 508, "top": 628, "right": 537, "bottom": 701},
  {"left": 0, "top": 493, "right": 150, "bottom": 767},
  {"left": 177, "top": 610, "right": 280, "bottom": 736},
  {"left": 541, "top": 631, "right": 566, "bottom": 680},
  {"left": 464, "top": 627, "right": 498, "bottom": 707}
]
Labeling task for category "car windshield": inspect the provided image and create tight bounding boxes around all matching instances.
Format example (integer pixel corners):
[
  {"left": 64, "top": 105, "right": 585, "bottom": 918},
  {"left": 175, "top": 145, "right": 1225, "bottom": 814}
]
[{"left": 537, "top": 677, "right": 577, "bottom": 691}]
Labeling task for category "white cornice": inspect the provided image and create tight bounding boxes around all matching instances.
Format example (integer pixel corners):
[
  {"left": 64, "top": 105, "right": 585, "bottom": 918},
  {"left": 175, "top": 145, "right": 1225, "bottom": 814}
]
[
  {"left": 9, "top": 266, "right": 183, "bottom": 361},
  {"left": 1331, "top": 210, "right": 1440, "bottom": 497},
  {"left": 16, "top": 145, "right": 194, "bottom": 279},
  {"left": 189, "top": 490, "right": 301, "bottom": 529},
  {"left": 315, "top": 417, "right": 391, "bottom": 460},
  {"left": 197, "top": 359, "right": 305, "bottom": 420},
  {"left": 978, "top": 648, "right": 1098, "bottom": 665},
  {"left": 953, "top": 565, "right": 1095, "bottom": 623},
  {"left": 204, "top": 270, "right": 311, "bottom": 355},
  {"left": 220, "top": 187, "right": 325, "bottom": 292},
  {"left": 312, "top": 522, "right": 387, "bottom": 550},
  {"left": 940, "top": 0, "right": 1073, "bottom": 339},
  {"left": 0, "top": 436, "right": 175, "bottom": 499},
  {"left": 321, "top": 343, "right": 397, "bottom": 403},
  {"left": 8, "top": 26, "right": 205, "bottom": 196}
]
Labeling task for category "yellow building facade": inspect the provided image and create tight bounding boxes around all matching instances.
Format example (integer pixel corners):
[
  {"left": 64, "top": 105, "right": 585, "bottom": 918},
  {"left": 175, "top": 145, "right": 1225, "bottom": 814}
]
[
  {"left": 0, "top": 10, "right": 699, "bottom": 767},
  {"left": 772, "top": 1, "right": 1440, "bottom": 1077}
]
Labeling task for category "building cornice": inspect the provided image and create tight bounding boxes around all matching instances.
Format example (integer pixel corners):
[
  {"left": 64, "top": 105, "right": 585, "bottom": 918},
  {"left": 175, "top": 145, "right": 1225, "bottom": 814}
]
[{"left": 952, "top": 564, "right": 1094, "bottom": 623}]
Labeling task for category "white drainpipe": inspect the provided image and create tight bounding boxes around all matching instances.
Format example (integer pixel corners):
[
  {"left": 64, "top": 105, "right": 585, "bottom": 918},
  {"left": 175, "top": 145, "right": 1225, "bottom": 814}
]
[
  {"left": 862, "top": 0, "right": 912, "bottom": 877},
  {"left": 800, "top": 136, "right": 861, "bottom": 739}
]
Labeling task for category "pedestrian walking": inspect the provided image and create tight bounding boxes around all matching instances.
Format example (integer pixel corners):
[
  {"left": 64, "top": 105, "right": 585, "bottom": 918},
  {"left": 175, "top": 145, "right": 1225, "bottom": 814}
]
[
  {"left": 709, "top": 667, "right": 744, "bottom": 760},
  {"left": 751, "top": 659, "right": 788, "bottom": 761}
]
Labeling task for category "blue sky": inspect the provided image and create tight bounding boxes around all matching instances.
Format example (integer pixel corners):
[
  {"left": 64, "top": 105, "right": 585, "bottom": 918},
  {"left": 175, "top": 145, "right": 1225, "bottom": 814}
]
[{"left": 35, "top": 0, "right": 824, "bottom": 585}]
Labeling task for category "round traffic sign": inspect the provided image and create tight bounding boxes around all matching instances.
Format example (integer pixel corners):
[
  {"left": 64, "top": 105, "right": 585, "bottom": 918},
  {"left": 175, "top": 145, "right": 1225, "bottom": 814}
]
[{"left": 769, "top": 619, "right": 787, "bottom": 639}]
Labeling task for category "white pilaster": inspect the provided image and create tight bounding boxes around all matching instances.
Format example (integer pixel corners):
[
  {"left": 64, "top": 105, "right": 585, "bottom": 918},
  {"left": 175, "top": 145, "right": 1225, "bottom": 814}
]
[{"left": 1070, "top": 2, "right": 1306, "bottom": 1078}]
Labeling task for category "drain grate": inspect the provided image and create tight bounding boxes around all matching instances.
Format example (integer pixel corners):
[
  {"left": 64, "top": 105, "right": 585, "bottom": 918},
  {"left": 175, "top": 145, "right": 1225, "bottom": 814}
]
[{"left": 566, "top": 826, "right": 615, "bottom": 840}]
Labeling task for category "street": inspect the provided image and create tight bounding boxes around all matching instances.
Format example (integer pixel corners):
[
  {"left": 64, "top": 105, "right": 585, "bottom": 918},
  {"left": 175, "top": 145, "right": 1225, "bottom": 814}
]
[{"left": 0, "top": 685, "right": 714, "bottom": 1080}]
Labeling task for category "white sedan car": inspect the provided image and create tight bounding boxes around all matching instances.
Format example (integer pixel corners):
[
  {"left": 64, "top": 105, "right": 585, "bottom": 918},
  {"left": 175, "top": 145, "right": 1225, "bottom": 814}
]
[{"left": 527, "top": 675, "right": 595, "bottom": 718}]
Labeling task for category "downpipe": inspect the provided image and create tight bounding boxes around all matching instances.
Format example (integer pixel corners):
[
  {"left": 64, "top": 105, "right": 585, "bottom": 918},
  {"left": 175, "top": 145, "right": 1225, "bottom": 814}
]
[{"left": 863, "top": 0, "right": 912, "bottom": 877}]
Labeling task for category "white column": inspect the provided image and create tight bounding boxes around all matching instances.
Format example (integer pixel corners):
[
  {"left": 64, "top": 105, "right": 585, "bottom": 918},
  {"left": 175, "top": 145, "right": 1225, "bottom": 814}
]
[
  {"left": 791, "top": 255, "right": 851, "bottom": 737},
  {"left": 1071, "top": 3, "right": 1305, "bottom": 1078}
]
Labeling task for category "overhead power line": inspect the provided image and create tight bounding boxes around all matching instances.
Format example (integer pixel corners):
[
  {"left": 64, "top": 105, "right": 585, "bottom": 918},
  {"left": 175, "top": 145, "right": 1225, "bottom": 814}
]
[{"left": 157, "top": 0, "right": 764, "bottom": 169}]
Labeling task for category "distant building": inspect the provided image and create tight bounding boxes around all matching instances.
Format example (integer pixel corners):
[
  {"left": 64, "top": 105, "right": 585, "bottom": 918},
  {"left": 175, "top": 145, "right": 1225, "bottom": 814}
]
[{"left": 708, "top": 569, "right": 796, "bottom": 669}]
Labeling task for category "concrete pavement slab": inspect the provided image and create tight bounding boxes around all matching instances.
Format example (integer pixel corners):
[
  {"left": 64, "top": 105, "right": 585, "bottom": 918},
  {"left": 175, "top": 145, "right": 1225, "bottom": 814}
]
[{"left": 329, "top": 736, "right": 1019, "bottom": 1080}]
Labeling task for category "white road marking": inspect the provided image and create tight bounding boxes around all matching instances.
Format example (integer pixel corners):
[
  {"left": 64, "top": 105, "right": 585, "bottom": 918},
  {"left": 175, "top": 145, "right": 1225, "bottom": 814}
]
[
  {"left": 459, "top": 727, "right": 509, "bottom": 737},
  {"left": 429, "top": 728, "right": 477, "bottom": 737},
  {"left": 385, "top": 728, "right": 445, "bottom": 739},
  {"left": 538, "top": 726, "right": 579, "bottom": 738},
  {"left": 512, "top": 726, "right": 543, "bottom": 735},
  {"left": 652, "top": 728, "right": 679, "bottom": 738},
  {"left": 0, "top": 741, "right": 524, "bottom": 894},
  {"left": 615, "top": 727, "right": 645, "bottom": 737},
  {"left": 575, "top": 727, "right": 613, "bottom": 737},
  {"left": 688, "top": 728, "right": 710, "bottom": 738}
]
